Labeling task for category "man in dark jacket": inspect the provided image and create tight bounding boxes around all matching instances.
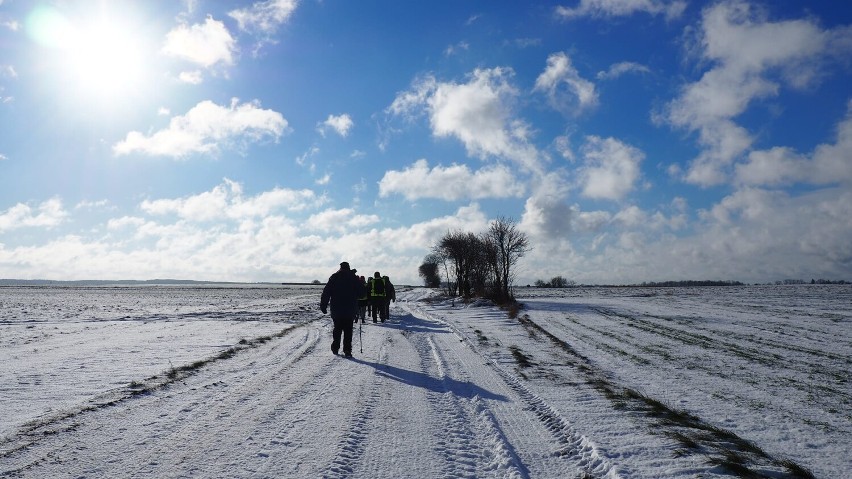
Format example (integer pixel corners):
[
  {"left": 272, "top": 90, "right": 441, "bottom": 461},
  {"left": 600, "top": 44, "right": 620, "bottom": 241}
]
[
  {"left": 381, "top": 275, "right": 395, "bottom": 322},
  {"left": 320, "top": 262, "right": 366, "bottom": 357}
]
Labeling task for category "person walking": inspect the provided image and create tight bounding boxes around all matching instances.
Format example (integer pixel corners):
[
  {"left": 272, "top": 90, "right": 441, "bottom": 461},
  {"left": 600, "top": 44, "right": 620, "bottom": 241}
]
[
  {"left": 382, "top": 275, "right": 396, "bottom": 322},
  {"left": 365, "top": 275, "right": 374, "bottom": 320},
  {"left": 369, "top": 271, "right": 386, "bottom": 323},
  {"left": 356, "top": 275, "right": 369, "bottom": 324},
  {"left": 320, "top": 262, "right": 366, "bottom": 357}
]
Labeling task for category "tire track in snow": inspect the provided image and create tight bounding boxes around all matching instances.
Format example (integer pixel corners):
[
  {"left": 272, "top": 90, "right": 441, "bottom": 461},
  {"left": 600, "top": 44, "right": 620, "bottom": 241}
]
[
  {"left": 417, "top": 333, "right": 528, "bottom": 479},
  {"left": 401, "top": 300, "right": 623, "bottom": 479},
  {"left": 321, "top": 341, "right": 390, "bottom": 479}
]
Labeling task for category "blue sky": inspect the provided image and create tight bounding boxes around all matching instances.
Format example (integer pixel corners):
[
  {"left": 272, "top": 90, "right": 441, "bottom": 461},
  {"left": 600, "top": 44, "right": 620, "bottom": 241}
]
[{"left": 1, "top": 0, "right": 851, "bottom": 285}]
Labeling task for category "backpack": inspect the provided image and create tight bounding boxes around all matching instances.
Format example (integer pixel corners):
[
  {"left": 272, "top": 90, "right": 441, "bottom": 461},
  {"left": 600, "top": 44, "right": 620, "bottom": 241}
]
[{"left": 372, "top": 277, "right": 386, "bottom": 296}]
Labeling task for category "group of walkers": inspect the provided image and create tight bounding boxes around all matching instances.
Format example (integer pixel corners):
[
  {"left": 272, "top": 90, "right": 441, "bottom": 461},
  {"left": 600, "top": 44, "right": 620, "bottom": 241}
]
[{"left": 319, "top": 261, "right": 396, "bottom": 357}]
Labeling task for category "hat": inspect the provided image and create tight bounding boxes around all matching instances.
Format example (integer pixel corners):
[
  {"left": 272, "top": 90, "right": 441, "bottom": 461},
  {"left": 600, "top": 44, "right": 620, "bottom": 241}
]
[{"left": 339, "top": 261, "right": 350, "bottom": 271}]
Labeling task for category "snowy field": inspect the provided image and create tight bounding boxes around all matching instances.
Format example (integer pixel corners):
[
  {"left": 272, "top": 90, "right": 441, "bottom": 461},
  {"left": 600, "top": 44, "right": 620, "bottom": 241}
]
[{"left": 0, "top": 284, "right": 849, "bottom": 478}]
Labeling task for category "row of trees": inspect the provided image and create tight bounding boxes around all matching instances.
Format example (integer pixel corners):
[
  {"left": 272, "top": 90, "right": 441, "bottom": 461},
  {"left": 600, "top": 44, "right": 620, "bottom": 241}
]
[
  {"left": 533, "top": 276, "right": 575, "bottom": 288},
  {"left": 418, "top": 217, "right": 530, "bottom": 304},
  {"left": 775, "top": 279, "right": 849, "bottom": 285}
]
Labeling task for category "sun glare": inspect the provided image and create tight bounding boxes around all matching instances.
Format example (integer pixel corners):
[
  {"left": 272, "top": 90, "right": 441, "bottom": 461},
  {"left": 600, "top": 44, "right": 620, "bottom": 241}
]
[{"left": 27, "top": 5, "right": 153, "bottom": 105}]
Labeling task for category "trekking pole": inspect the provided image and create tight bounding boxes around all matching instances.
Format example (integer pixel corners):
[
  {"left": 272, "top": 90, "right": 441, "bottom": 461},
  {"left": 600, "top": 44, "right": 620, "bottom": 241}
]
[{"left": 359, "top": 319, "right": 363, "bottom": 353}]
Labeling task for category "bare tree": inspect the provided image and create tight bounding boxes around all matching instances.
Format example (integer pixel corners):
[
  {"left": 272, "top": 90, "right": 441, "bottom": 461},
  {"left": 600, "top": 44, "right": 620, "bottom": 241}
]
[
  {"left": 418, "top": 254, "right": 442, "bottom": 288},
  {"left": 487, "top": 216, "right": 530, "bottom": 302}
]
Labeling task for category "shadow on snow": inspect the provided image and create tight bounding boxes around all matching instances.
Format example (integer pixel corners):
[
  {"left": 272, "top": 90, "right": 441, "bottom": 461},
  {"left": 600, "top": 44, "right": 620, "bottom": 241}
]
[{"left": 350, "top": 312, "right": 507, "bottom": 402}]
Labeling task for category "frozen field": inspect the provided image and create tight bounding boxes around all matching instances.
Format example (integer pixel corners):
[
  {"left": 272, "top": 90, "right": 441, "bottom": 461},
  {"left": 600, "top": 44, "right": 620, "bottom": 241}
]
[{"left": 1, "top": 284, "right": 849, "bottom": 478}]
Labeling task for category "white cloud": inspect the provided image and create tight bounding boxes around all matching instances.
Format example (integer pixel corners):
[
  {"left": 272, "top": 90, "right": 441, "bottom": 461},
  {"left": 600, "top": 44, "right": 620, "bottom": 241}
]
[
  {"left": 306, "top": 208, "right": 379, "bottom": 233},
  {"left": 318, "top": 113, "right": 354, "bottom": 137},
  {"left": 524, "top": 183, "right": 852, "bottom": 285},
  {"left": 157, "top": 107, "right": 171, "bottom": 116},
  {"left": 229, "top": 0, "right": 298, "bottom": 34},
  {"left": 534, "top": 52, "right": 598, "bottom": 114},
  {"left": 554, "top": 135, "right": 575, "bottom": 161},
  {"left": 444, "top": 41, "right": 469, "bottom": 56},
  {"left": 162, "top": 16, "right": 236, "bottom": 68},
  {"left": 664, "top": 0, "right": 851, "bottom": 186},
  {"left": 2, "top": 20, "right": 20, "bottom": 32},
  {"left": 113, "top": 98, "right": 289, "bottom": 158},
  {"left": 520, "top": 172, "right": 576, "bottom": 245},
  {"left": 378, "top": 159, "right": 526, "bottom": 201},
  {"left": 178, "top": 70, "right": 204, "bottom": 84},
  {"left": 140, "top": 179, "right": 323, "bottom": 222},
  {"left": 0, "top": 198, "right": 67, "bottom": 232},
  {"left": 556, "top": 0, "right": 686, "bottom": 20},
  {"left": 0, "top": 153, "right": 7, "bottom": 161},
  {"left": 296, "top": 146, "right": 320, "bottom": 167},
  {"left": 389, "top": 68, "right": 542, "bottom": 173},
  {"left": 596, "top": 61, "right": 650, "bottom": 80},
  {"left": 0, "top": 199, "right": 491, "bottom": 284},
  {"left": 736, "top": 102, "right": 852, "bottom": 186},
  {"left": 75, "top": 199, "right": 110, "bottom": 210},
  {"left": 107, "top": 216, "right": 146, "bottom": 230},
  {"left": 577, "top": 136, "right": 644, "bottom": 200},
  {"left": 315, "top": 174, "right": 330, "bottom": 186},
  {"left": 1, "top": 64, "right": 17, "bottom": 78}
]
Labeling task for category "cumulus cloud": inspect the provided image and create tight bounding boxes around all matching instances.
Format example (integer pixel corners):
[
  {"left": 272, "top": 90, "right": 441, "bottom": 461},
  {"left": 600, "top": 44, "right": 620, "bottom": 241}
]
[
  {"left": 534, "top": 52, "right": 598, "bottom": 114},
  {"left": 389, "top": 68, "right": 542, "bottom": 173},
  {"left": 522, "top": 183, "right": 852, "bottom": 285},
  {"left": 596, "top": 61, "right": 650, "bottom": 80},
  {"left": 664, "top": 0, "right": 851, "bottom": 186},
  {"left": 162, "top": 16, "right": 236, "bottom": 68},
  {"left": 113, "top": 98, "right": 289, "bottom": 158},
  {"left": 306, "top": 208, "right": 379, "bottom": 233},
  {"left": 318, "top": 113, "right": 354, "bottom": 137},
  {"left": 229, "top": 0, "right": 298, "bottom": 34},
  {"left": 520, "top": 172, "right": 576, "bottom": 243},
  {"left": 556, "top": 0, "right": 686, "bottom": 20},
  {"left": 0, "top": 198, "right": 67, "bottom": 232},
  {"left": 378, "top": 159, "right": 526, "bottom": 201},
  {"left": 577, "top": 136, "right": 644, "bottom": 200},
  {"left": 0, "top": 192, "right": 492, "bottom": 283},
  {"left": 178, "top": 70, "right": 204, "bottom": 84},
  {"left": 736, "top": 101, "right": 852, "bottom": 186},
  {"left": 140, "top": 178, "right": 323, "bottom": 222}
]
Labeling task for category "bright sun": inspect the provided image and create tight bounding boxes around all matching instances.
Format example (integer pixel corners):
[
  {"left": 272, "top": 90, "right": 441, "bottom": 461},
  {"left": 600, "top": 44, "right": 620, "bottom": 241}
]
[{"left": 27, "top": 5, "right": 152, "bottom": 103}]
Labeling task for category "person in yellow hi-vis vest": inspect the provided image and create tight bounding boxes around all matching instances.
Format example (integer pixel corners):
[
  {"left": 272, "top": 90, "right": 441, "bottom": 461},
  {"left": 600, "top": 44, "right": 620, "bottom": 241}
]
[{"left": 370, "top": 271, "right": 386, "bottom": 323}]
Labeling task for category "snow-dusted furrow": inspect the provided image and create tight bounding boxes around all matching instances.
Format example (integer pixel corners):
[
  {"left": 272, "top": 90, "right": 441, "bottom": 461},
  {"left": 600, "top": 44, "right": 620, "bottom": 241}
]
[
  {"left": 400, "top": 300, "right": 623, "bottom": 479},
  {"left": 124, "top": 326, "right": 330, "bottom": 477},
  {"left": 591, "top": 306, "right": 852, "bottom": 422},
  {"left": 0, "top": 322, "right": 327, "bottom": 478}
]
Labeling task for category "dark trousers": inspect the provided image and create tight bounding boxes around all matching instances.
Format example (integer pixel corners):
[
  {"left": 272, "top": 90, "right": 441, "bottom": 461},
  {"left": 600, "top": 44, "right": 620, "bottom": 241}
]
[
  {"left": 373, "top": 296, "right": 388, "bottom": 323},
  {"left": 371, "top": 297, "right": 385, "bottom": 321},
  {"left": 332, "top": 317, "right": 354, "bottom": 354}
]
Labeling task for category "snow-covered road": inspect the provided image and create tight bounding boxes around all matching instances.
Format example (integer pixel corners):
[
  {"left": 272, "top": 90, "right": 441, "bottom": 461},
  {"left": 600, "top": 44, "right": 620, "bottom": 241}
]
[{"left": 2, "top": 285, "right": 846, "bottom": 478}]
